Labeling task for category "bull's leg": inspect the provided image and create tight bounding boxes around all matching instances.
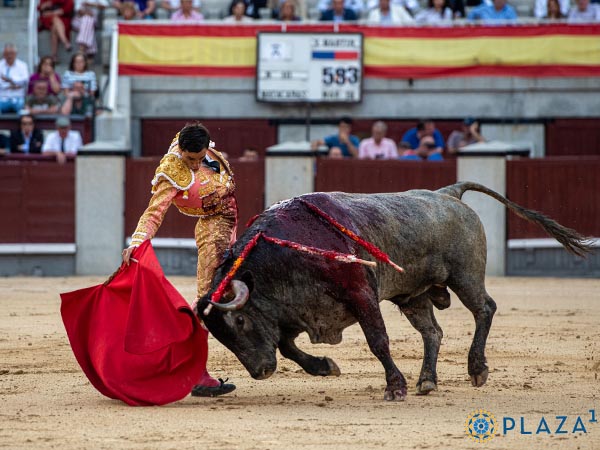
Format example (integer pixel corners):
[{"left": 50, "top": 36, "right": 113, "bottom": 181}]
[
  {"left": 349, "top": 296, "right": 407, "bottom": 401},
  {"left": 279, "top": 336, "right": 341, "bottom": 377},
  {"left": 451, "top": 281, "right": 497, "bottom": 387},
  {"left": 399, "top": 294, "right": 443, "bottom": 395}
]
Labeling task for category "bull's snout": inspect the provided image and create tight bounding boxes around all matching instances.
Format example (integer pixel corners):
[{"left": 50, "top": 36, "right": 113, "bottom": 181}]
[{"left": 251, "top": 364, "right": 276, "bottom": 380}]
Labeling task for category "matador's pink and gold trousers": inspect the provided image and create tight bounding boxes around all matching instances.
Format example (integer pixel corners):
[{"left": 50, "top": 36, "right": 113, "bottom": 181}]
[{"left": 194, "top": 212, "right": 237, "bottom": 299}]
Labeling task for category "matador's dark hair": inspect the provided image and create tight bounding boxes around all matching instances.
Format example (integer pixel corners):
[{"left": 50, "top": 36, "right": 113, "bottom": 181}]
[{"left": 178, "top": 122, "right": 211, "bottom": 153}]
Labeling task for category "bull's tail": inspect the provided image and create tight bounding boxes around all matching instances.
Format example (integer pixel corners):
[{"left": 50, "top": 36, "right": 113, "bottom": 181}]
[{"left": 437, "top": 182, "right": 593, "bottom": 257}]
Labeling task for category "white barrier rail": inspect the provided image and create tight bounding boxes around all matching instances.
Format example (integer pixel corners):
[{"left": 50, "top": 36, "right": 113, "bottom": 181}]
[{"left": 27, "top": 0, "right": 38, "bottom": 71}]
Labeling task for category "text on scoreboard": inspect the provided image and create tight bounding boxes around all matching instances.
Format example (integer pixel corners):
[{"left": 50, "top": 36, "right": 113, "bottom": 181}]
[{"left": 256, "top": 32, "right": 363, "bottom": 103}]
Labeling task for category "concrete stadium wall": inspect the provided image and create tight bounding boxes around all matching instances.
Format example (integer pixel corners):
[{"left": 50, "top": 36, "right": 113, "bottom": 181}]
[{"left": 127, "top": 76, "right": 600, "bottom": 156}]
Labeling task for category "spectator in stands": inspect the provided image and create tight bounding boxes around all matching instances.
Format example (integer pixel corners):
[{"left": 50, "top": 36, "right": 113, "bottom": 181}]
[
  {"left": 277, "top": 0, "right": 301, "bottom": 20},
  {"left": 401, "top": 119, "right": 444, "bottom": 154},
  {"left": 366, "top": 0, "right": 419, "bottom": 16},
  {"left": 0, "top": 133, "right": 7, "bottom": 154},
  {"left": 311, "top": 116, "right": 360, "bottom": 158},
  {"left": 113, "top": 0, "right": 156, "bottom": 18},
  {"left": 72, "top": 0, "right": 108, "bottom": 58},
  {"left": 161, "top": 0, "right": 201, "bottom": 15},
  {"left": 399, "top": 135, "right": 444, "bottom": 161},
  {"left": 119, "top": 1, "right": 138, "bottom": 18},
  {"left": 42, "top": 116, "right": 83, "bottom": 164},
  {"left": 328, "top": 147, "right": 344, "bottom": 159},
  {"left": 9, "top": 114, "right": 44, "bottom": 154},
  {"left": 224, "top": 0, "right": 254, "bottom": 21},
  {"left": 534, "top": 0, "right": 569, "bottom": 18},
  {"left": 467, "top": 0, "right": 517, "bottom": 21},
  {"left": 269, "top": 0, "right": 307, "bottom": 19},
  {"left": 415, "top": 0, "right": 453, "bottom": 23},
  {"left": 171, "top": 0, "right": 204, "bottom": 20},
  {"left": 0, "top": 44, "right": 29, "bottom": 114},
  {"left": 446, "top": 117, "right": 485, "bottom": 154},
  {"left": 448, "top": 0, "right": 465, "bottom": 18},
  {"left": 226, "top": 0, "right": 266, "bottom": 18},
  {"left": 358, "top": 121, "right": 399, "bottom": 160},
  {"left": 239, "top": 147, "right": 260, "bottom": 161},
  {"left": 320, "top": 0, "right": 358, "bottom": 20},
  {"left": 568, "top": 0, "right": 600, "bottom": 21},
  {"left": 24, "top": 79, "right": 61, "bottom": 115},
  {"left": 60, "top": 81, "right": 95, "bottom": 116},
  {"left": 38, "top": 0, "right": 75, "bottom": 61},
  {"left": 319, "top": 0, "right": 364, "bottom": 16},
  {"left": 367, "top": 0, "right": 415, "bottom": 23},
  {"left": 28, "top": 56, "right": 62, "bottom": 96},
  {"left": 62, "top": 52, "right": 98, "bottom": 97}
]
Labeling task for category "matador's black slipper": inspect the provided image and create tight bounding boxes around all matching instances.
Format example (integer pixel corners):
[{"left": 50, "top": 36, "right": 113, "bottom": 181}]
[{"left": 190, "top": 378, "right": 236, "bottom": 397}]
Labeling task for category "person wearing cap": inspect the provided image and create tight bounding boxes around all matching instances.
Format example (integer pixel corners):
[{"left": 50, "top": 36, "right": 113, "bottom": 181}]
[
  {"left": 41, "top": 116, "right": 83, "bottom": 164},
  {"left": 447, "top": 117, "right": 485, "bottom": 155},
  {"left": 121, "top": 121, "right": 237, "bottom": 398}
]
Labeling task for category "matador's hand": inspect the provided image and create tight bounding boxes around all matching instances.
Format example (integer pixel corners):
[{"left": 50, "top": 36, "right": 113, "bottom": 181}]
[{"left": 122, "top": 247, "right": 135, "bottom": 265}]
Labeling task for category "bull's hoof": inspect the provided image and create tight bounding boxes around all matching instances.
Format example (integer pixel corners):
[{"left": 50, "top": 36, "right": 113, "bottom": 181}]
[
  {"left": 324, "top": 357, "right": 341, "bottom": 377},
  {"left": 383, "top": 387, "right": 407, "bottom": 401},
  {"left": 415, "top": 380, "right": 437, "bottom": 396},
  {"left": 470, "top": 368, "right": 489, "bottom": 387}
]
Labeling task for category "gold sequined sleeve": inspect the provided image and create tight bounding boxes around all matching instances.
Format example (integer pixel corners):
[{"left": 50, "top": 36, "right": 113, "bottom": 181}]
[{"left": 129, "top": 180, "right": 178, "bottom": 248}]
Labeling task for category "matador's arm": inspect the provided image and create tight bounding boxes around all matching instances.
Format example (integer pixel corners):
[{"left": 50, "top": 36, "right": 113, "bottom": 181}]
[{"left": 129, "top": 180, "right": 178, "bottom": 248}]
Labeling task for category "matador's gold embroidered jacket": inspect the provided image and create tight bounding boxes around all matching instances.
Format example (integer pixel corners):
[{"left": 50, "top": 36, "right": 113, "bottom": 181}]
[{"left": 129, "top": 135, "right": 237, "bottom": 297}]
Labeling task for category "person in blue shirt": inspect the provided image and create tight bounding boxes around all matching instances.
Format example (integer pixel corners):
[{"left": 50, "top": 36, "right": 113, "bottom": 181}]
[
  {"left": 401, "top": 119, "right": 445, "bottom": 154},
  {"left": 311, "top": 116, "right": 360, "bottom": 158},
  {"left": 468, "top": 0, "right": 517, "bottom": 21}
]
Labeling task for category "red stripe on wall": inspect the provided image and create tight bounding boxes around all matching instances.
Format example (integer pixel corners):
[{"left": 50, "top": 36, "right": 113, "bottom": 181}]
[
  {"left": 118, "top": 23, "right": 600, "bottom": 38},
  {"left": 365, "top": 64, "right": 600, "bottom": 78},
  {"left": 119, "top": 64, "right": 255, "bottom": 77}
]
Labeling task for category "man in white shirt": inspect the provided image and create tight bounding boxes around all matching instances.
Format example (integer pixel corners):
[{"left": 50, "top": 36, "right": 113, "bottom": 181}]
[
  {"left": 0, "top": 43, "right": 30, "bottom": 114},
  {"left": 42, "top": 116, "right": 83, "bottom": 164},
  {"left": 318, "top": 0, "right": 364, "bottom": 15},
  {"left": 568, "top": 0, "right": 600, "bottom": 21},
  {"left": 367, "top": 0, "right": 415, "bottom": 23},
  {"left": 366, "top": 0, "right": 419, "bottom": 15}
]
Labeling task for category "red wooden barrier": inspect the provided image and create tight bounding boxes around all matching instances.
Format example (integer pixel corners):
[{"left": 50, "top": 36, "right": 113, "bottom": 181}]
[
  {"left": 2, "top": 156, "right": 597, "bottom": 246},
  {"left": 506, "top": 156, "right": 600, "bottom": 239},
  {"left": 0, "top": 157, "right": 75, "bottom": 243},
  {"left": 545, "top": 119, "right": 600, "bottom": 157},
  {"left": 140, "top": 120, "right": 277, "bottom": 158},
  {"left": 315, "top": 158, "right": 457, "bottom": 193}
]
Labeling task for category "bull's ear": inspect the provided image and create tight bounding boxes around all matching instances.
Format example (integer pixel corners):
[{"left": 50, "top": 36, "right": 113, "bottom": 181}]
[{"left": 240, "top": 271, "right": 254, "bottom": 294}]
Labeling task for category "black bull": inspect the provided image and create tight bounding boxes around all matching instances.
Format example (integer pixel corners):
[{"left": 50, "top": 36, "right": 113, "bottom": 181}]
[{"left": 198, "top": 182, "right": 591, "bottom": 401}]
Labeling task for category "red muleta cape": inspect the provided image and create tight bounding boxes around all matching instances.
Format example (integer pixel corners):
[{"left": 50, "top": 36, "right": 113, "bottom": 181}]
[{"left": 60, "top": 241, "right": 207, "bottom": 406}]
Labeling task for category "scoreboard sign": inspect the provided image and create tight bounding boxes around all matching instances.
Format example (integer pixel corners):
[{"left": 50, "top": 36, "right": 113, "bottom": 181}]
[{"left": 256, "top": 32, "right": 363, "bottom": 103}]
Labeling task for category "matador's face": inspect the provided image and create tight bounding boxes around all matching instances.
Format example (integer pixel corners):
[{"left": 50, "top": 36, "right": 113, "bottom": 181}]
[{"left": 182, "top": 149, "right": 208, "bottom": 171}]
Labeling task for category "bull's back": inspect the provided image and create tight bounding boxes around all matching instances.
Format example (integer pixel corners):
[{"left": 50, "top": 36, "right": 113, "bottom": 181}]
[{"left": 301, "top": 190, "right": 487, "bottom": 295}]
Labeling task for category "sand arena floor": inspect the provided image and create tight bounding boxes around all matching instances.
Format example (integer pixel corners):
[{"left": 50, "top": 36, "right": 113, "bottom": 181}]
[{"left": 0, "top": 276, "right": 599, "bottom": 449}]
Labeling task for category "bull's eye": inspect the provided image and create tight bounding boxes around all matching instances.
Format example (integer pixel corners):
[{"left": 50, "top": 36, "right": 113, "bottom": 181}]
[{"left": 235, "top": 315, "right": 245, "bottom": 328}]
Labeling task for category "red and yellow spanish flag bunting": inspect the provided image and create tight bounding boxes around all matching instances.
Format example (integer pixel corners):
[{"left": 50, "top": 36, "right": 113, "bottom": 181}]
[{"left": 118, "top": 23, "right": 600, "bottom": 79}]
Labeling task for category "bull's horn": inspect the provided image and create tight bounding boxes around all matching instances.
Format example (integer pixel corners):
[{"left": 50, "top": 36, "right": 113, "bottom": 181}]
[{"left": 206, "top": 280, "right": 249, "bottom": 313}]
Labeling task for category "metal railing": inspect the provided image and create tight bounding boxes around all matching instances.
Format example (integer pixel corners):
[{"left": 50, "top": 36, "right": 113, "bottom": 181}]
[
  {"left": 106, "top": 22, "right": 119, "bottom": 112},
  {"left": 27, "top": 0, "right": 38, "bottom": 72}
]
